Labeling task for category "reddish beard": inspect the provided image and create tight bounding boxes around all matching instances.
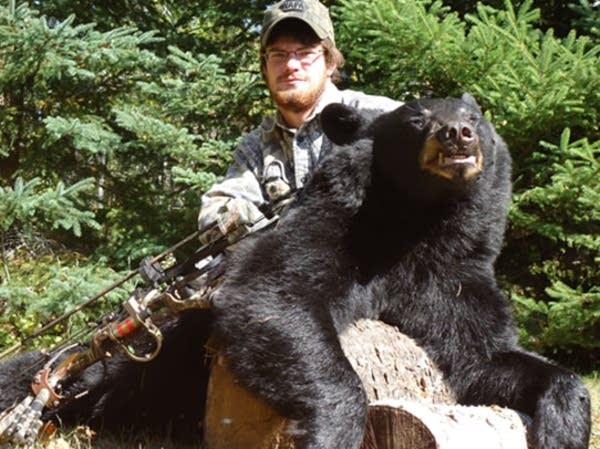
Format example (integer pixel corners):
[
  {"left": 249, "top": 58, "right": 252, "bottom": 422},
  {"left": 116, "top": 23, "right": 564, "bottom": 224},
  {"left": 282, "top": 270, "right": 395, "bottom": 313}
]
[{"left": 270, "top": 75, "right": 328, "bottom": 114}]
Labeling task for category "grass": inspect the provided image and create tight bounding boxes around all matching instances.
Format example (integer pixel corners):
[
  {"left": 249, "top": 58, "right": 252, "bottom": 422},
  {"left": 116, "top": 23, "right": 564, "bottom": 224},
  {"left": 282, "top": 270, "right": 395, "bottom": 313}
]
[
  {"left": 18, "top": 372, "right": 600, "bottom": 449},
  {"left": 36, "top": 429, "right": 204, "bottom": 449}
]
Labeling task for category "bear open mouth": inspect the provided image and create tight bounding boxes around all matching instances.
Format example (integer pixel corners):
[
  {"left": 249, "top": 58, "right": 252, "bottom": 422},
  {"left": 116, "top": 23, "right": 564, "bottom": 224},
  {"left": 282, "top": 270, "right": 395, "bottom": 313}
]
[
  {"left": 419, "top": 138, "right": 483, "bottom": 181},
  {"left": 438, "top": 153, "right": 478, "bottom": 167}
]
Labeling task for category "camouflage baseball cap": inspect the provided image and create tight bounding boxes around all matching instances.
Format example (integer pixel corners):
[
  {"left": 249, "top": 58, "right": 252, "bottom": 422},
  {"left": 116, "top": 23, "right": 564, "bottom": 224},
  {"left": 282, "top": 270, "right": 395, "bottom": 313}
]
[{"left": 261, "top": 0, "right": 335, "bottom": 48}]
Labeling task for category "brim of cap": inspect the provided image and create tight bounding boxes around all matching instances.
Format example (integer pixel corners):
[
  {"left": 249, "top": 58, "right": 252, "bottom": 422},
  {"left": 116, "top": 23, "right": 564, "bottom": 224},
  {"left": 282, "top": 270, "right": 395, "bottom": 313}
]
[{"left": 260, "top": 15, "right": 331, "bottom": 48}]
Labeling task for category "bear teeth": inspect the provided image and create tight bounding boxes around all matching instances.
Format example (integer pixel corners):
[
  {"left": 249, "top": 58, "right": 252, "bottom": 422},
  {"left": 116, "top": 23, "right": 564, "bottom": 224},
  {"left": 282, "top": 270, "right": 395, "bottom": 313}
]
[{"left": 439, "top": 154, "right": 476, "bottom": 167}]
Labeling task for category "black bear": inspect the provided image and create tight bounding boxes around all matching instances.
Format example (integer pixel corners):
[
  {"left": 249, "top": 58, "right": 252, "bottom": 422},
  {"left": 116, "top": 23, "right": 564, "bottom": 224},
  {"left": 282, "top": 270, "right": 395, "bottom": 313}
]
[{"left": 211, "top": 94, "right": 591, "bottom": 449}]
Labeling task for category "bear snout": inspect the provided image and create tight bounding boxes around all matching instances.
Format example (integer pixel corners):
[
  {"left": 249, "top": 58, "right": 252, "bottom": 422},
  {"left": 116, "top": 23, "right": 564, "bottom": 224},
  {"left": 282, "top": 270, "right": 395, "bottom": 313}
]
[{"left": 435, "top": 121, "right": 477, "bottom": 150}]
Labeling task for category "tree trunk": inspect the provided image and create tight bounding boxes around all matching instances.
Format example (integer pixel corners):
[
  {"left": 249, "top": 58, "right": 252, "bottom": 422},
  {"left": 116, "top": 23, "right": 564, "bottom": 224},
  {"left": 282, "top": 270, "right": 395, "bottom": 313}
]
[{"left": 204, "top": 319, "right": 528, "bottom": 449}]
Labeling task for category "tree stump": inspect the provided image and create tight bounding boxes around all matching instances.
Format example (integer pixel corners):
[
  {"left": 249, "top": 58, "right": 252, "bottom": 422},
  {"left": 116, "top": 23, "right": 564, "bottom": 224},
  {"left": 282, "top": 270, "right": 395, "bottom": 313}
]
[{"left": 203, "top": 319, "right": 528, "bottom": 449}]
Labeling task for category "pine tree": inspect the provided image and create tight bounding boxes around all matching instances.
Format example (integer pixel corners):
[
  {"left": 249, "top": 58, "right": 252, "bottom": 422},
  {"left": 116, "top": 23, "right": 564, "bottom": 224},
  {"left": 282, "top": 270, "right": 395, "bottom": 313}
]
[
  {"left": 336, "top": 0, "right": 599, "bottom": 355},
  {"left": 0, "top": 3, "right": 267, "bottom": 345}
]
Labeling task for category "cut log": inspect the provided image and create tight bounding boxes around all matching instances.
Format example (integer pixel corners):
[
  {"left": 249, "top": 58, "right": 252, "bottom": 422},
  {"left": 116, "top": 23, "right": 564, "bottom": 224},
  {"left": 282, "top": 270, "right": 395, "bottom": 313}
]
[
  {"left": 361, "top": 400, "right": 527, "bottom": 449},
  {"left": 204, "top": 319, "right": 528, "bottom": 449},
  {"left": 338, "top": 319, "right": 454, "bottom": 405},
  {"left": 204, "top": 352, "right": 295, "bottom": 449}
]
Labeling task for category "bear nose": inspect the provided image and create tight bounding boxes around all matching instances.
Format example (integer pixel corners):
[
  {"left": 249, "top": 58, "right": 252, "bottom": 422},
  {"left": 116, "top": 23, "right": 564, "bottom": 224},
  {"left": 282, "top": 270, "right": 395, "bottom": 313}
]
[{"left": 436, "top": 121, "right": 476, "bottom": 147}]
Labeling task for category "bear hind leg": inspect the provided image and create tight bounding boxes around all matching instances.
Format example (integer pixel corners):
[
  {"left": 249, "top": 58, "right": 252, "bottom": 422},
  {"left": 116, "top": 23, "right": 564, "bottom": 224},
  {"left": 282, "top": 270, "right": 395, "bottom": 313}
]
[{"left": 455, "top": 350, "right": 591, "bottom": 449}]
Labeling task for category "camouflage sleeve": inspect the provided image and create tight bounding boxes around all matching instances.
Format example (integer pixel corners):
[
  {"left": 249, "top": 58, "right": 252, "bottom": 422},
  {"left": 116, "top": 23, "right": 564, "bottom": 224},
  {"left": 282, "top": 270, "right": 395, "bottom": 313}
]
[{"left": 197, "top": 132, "right": 267, "bottom": 243}]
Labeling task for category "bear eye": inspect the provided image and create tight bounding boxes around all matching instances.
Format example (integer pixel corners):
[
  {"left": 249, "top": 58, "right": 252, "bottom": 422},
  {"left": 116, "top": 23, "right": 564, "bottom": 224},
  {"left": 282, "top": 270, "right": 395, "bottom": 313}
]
[
  {"left": 409, "top": 116, "right": 427, "bottom": 129},
  {"left": 467, "top": 114, "right": 480, "bottom": 125}
]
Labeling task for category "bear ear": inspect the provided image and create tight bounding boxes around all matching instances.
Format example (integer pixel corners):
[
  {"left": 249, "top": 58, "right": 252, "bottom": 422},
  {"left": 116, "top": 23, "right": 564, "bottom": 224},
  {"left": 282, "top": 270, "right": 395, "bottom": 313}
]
[
  {"left": 460, "top": 93, "right": 483, "bottom": 114},
  {"left": 320, "top": 103, "right": 372, "bottom": 145}
]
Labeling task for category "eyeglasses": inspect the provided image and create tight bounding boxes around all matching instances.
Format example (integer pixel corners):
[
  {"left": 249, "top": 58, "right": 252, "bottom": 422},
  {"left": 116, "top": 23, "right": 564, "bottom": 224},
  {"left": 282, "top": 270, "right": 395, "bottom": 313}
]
[{"left": 263, "top": 48, "right": 324, "bottom": 66}]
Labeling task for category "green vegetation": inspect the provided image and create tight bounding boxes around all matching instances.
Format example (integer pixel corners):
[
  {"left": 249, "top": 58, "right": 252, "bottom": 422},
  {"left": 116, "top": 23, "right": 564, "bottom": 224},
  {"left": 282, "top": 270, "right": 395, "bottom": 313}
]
[{"left": 335, "top": 0, "right": 599, "bottom": 357}]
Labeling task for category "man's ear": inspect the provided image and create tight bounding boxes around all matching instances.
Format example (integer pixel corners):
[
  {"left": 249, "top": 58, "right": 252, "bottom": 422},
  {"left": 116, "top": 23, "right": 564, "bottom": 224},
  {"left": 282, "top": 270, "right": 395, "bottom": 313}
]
[
  {"left": 320, "top": 103, "right": 371, "bottom": 145},
  {"left": 325, "top": 62, "right": 336, "bottom": 78}
]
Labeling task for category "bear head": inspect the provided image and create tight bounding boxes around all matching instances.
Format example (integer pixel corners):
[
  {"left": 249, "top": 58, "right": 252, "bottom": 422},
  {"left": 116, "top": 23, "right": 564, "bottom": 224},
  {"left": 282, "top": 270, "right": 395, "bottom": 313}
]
[{"left": 321, "top": 93, "right": 507, "bottom": 206}]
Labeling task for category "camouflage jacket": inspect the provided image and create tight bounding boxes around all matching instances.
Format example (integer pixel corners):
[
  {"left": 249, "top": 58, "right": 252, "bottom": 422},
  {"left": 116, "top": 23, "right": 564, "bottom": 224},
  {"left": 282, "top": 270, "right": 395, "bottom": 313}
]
[{"left": 198, "top": 82, "right": 401, "bottom": 240}]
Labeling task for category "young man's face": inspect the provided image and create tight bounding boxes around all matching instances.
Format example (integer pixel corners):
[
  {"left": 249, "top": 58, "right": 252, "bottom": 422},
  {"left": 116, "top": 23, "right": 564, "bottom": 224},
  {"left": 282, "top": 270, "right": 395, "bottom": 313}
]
[{"left": 263, "top": 35, "right": 335, "bottom": 115}]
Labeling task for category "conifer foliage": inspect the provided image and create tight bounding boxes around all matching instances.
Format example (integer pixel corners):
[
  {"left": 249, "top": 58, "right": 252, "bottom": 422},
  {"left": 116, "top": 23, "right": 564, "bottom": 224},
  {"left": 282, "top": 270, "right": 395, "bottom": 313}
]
[
  {"left": 336, "top": 0, "right": 599, "bottom": 355},
  {"left": 0, "top": 3, "right": 267, "bottom": 343}
]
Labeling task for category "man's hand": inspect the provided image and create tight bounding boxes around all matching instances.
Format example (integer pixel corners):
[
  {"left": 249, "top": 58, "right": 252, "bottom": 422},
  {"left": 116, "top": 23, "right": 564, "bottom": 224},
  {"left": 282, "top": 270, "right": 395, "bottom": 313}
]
[{"left": 198, "top": 198, "right": 265, "bottom": 244}]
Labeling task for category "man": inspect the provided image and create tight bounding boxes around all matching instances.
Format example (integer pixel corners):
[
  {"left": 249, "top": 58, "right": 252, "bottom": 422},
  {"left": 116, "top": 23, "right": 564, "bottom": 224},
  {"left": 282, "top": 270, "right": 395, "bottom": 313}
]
[{"left": 198, "top": 0, "right": 400, "bottom": 242}]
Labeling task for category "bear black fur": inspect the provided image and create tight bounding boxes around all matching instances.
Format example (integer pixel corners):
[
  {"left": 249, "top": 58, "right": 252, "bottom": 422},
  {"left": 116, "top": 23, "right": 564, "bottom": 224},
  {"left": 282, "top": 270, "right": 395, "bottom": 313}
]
[{"left": 211, "top": 94, "right": 591, "bottom": 449}]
